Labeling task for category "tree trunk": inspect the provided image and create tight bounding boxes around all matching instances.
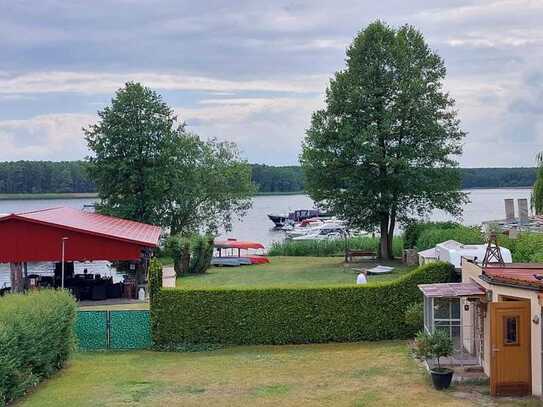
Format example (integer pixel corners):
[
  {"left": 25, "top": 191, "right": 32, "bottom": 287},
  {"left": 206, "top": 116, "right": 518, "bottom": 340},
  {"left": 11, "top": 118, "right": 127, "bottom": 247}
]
[
  {"left": 10, "top": 262, "right": 24, "bottom": 293},
  {"left": 387, "top": 205, "right": 397, "bottom": 259},
  {"left": 379, "top": 215, "right": 392, "bottom": 260}
]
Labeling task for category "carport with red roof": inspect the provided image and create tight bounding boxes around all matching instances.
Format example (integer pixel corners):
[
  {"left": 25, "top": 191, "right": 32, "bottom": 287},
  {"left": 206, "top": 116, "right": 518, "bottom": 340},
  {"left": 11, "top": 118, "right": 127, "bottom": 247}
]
[{"left": 0, "top": 207, "right": 161, "bottom": 294}]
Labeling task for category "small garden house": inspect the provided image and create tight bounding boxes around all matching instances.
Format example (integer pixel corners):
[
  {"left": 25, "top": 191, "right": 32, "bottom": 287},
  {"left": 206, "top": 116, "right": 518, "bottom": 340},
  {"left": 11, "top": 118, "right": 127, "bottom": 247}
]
[{"left": 420, "top": 259, "right": 543, "bottom": 398}]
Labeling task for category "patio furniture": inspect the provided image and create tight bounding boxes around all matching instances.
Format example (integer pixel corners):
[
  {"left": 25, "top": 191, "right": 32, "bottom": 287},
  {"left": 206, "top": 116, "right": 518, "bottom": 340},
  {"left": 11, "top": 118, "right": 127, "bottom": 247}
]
[{"left": 345, "top": 249, "right": 377, "bottom": 263}]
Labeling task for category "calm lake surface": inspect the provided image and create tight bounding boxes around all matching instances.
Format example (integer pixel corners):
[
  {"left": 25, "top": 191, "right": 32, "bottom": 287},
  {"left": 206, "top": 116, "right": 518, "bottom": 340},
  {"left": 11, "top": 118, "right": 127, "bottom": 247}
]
[
  {"left": 0, "top": 188, "right": 532, "bottom": 248},
  {"left": 0, "top": 188, "right": 532, "bottom": 287}
]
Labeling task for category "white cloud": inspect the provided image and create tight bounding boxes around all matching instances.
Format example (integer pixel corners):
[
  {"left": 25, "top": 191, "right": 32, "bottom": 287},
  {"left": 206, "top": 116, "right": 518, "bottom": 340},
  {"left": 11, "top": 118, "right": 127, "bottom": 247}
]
[
  {"left": 0, "top": 71, "right": 328, "bottom": 95},
  {"left": 176, "top": 96, "right": 323, "bottom": 164},
  {"left": 0, "top": 113, "right": 93, "bottom": 161},
  {"left": 416, "top": 0, "right": 543, "bottom": 24}
]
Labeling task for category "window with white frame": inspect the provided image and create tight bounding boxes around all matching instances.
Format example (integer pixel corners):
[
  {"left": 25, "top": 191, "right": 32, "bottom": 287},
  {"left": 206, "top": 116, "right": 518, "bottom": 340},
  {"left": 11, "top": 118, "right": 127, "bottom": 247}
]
[{"left": 423, "top": 297, "right": 461, "bottom": 341}]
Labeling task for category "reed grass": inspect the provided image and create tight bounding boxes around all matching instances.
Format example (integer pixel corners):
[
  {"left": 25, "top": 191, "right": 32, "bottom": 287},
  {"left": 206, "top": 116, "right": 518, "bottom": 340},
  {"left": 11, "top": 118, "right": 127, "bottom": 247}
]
[{"left": 268, "top": 236, "right": 404, "bottom": 257}]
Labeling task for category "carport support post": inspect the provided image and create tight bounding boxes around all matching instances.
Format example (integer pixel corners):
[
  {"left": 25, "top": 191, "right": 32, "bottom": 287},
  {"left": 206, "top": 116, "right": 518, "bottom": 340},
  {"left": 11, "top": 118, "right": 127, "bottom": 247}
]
[{"left": 9, "top": 262, "right": 24, "bottom": 293}]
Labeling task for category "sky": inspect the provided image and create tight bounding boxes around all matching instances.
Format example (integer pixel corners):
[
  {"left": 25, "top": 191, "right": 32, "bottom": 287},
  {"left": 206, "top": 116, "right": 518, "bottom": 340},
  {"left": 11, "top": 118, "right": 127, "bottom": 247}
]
[{"left": 0, "top": 0, "right": 541, "bottom": 167}]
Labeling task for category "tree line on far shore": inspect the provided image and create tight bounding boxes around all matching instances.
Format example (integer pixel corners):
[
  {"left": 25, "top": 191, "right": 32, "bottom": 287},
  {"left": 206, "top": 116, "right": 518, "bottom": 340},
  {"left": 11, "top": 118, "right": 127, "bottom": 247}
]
[{"left": 0, "top": 160, "right": 537, "bottom": 195}]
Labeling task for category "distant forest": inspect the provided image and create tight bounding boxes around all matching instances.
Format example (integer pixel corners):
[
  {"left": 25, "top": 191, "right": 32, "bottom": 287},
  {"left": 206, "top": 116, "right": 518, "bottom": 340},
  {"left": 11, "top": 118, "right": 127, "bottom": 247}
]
[{"left": 0, "top": 161, "right": 537, "bottom": 194}]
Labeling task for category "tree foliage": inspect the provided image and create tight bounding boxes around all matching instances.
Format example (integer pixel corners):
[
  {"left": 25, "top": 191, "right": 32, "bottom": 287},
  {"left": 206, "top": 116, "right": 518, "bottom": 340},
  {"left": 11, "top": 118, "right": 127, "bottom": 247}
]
[
  {"left": 301, "top": 21, "right": 467, "bottom": 259},
  {"left": 0, "top": 161, "right": 94, "bottom": 194},
  {"left": 532, "top": 153, "right": 543, "bottom": 215},
  {"left": 0, "top": 161, "right": 537, "bottom": 195},
  {"left": 85, "top": 82, "right": 254, "bottom": 233}
]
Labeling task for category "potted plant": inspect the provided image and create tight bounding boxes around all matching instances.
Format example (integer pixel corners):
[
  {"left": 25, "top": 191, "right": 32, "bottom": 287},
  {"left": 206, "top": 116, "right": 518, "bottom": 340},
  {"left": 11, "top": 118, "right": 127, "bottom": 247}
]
[{"left": 414, "top": 330, "right": 454, "bottom": 390}]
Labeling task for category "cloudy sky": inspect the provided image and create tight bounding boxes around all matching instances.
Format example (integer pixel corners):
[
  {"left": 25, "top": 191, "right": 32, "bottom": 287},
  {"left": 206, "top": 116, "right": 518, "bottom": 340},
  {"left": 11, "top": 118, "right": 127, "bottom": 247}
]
[{"left": 0, "top": 0, "right": 541, "bottom": 167}]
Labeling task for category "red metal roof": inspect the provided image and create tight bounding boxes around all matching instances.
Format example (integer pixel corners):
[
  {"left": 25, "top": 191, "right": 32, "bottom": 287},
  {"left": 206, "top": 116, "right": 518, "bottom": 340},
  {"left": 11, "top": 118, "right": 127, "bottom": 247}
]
[
  {"left": 0, "top": 207, "right": 161, "bottom": 262},
  {"left": 4, "top": 207, "right": 161, "bottom": 247},
  {"left": 418, "top": 282, "right": 486, "bottom": 298},
  {"left": 484, "top": 264, "right": 543, "bottom": 289}
]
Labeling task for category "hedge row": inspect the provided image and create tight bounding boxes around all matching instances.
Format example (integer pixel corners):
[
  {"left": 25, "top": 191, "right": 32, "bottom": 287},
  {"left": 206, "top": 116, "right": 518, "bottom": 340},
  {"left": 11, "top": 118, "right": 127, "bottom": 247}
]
[
  {"left": 151, "top": 262, "right": 456, "bottom": 346},
  {"left": 0, "top": 290, "right": 77, "bottom": 406},
  {"left": 268, "top": 236, "right": 404, "bottom": 257}
]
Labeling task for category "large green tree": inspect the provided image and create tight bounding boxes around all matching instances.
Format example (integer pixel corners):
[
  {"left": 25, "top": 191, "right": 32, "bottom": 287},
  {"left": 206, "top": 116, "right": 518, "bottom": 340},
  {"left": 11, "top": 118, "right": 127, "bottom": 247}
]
[
  {"left": 85, "top": 82, "right": 254, "bottom": 233},
  {"left": 301, "top": 21, "right": 467, "bottom": 259}
]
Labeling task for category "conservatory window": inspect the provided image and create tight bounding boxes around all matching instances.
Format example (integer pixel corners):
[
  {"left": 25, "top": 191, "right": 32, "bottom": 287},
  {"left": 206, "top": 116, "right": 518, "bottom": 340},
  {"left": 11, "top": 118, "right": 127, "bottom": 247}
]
[{"left": 432, "top": 297, "right": 461, "bottom": 340}]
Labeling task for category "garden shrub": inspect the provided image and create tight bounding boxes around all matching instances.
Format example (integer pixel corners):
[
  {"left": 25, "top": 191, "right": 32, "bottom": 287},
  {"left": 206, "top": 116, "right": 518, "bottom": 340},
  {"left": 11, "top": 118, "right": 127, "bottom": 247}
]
[
  {"left": 404, "top": 302, "right": 424, "bottom": 331},
  {"left": 498, "top": 233, "right": 543, "bottom": 263},
  {"left": 164, "top": 233, "right": 214, "bottom": 275},
  {"left": 415, "top": 225, "right": 484, "bottom": 251},
  {"left": 403, "top": 221, "right": 460, "bottom": 249},
  {"left": 0, "top": 290, "right": 77, "bottom": 406},
  {"left": 148, "top": 258, "right": 163, "bottom": 345},
  {"left": 268, "top": 236, "right": 404, "bottom": 257},
  {"left": 152, "top": 262, "right": 455, "bottom": 346}
]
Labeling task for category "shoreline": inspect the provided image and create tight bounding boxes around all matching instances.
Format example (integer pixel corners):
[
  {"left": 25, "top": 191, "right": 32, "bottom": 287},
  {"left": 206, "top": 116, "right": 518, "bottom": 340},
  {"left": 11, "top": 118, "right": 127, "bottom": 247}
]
[{"left": 0, "top": 192, "right": 99, "bottom": 201}]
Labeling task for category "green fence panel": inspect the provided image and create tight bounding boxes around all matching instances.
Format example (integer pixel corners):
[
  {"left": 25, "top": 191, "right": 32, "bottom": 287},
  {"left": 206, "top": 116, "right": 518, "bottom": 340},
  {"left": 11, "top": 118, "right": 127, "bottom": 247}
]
[
  {"left": 110, "top": 310, "right": 151, "bottom": 349},
  {"left": 76, "top": 311, "right": 108, "bottom": 350}
]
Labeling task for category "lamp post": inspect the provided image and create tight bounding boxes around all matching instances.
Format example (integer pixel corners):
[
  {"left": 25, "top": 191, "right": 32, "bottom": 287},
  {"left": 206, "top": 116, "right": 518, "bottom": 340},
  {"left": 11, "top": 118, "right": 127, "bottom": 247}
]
[{"left": 61, "top": 237, "right": 69, "bottom": 289}]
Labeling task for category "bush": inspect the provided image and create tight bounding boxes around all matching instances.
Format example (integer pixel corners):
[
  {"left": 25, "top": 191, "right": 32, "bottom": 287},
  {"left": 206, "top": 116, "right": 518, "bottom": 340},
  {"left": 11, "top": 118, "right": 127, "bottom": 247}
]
[
  {"left": 0, "top": 290, "right": 77, "bottom": 405},
  {"left": 415, "top": 225, "right": 484, "bottom": 251},
  {"left": 404, "top": 302, "right": 424, "bottom": 331},
  {"left": 403, "top": 221, "right": 460, "bottom": 249},
  {"left": 164, "top": 233, "right": 214, "bottom": 275},
  {"left": 268, "top": 236, "right": 404, "bottom": 257},
  {"left": 414, "top": 330, "right": 454, "bottom": 370},
  {"left": 498, "top": 233, "right": 543, "bottom": 263},
  {"left": 152, "top": 262, "right": 455, "bottom": 346}
]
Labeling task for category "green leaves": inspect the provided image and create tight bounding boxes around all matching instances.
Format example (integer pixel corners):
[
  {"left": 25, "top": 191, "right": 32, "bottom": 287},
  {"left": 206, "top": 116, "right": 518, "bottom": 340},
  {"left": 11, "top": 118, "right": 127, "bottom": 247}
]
[
  {"left": 301, "top": 21, "right": 467, "bottom": 258},
  {"left": 0, "top": 290, "right": 77, "bottom": 405},
  {"left": 85, "top": 82, "right": 254, "bottom": 233},
  {"left": 151, "top": 262, "right": 455, "bottom": 346},
  {"left": 414, "top": 330, "right": 454, "bottom": 368}
]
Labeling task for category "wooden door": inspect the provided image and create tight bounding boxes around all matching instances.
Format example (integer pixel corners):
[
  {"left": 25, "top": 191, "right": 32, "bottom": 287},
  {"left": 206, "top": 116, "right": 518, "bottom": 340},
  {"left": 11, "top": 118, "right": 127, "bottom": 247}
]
[{"left": 490, "top": 301, "right": 531, "bottom": 396}]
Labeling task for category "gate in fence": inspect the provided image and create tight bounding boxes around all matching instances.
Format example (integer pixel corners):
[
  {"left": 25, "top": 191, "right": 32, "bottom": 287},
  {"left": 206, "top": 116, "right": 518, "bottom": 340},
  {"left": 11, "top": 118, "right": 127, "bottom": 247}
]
[{"left": 76, "top": 310, "right": 151, "bottom": 350}]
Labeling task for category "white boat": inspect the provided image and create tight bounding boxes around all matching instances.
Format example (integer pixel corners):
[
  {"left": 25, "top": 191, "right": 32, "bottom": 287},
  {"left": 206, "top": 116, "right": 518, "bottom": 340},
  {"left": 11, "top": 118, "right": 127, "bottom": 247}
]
[
  {"left": 291, "top": 226, "right": 347, "bottom": 241},
  {"left": 287, "top": 219, "right": 346, "bottom": 239}
]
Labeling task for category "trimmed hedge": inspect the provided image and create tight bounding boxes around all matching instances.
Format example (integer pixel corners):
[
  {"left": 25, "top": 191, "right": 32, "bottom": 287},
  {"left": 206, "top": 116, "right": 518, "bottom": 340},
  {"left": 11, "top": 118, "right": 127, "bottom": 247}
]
[
  {"left": 0, "top": 290, "right": 77, "bottom": 406},
  {"left": 152, "top": 262, "right": 456, "bottom": 346},
  {"left": 268, "top": 236, "right": 404, "bottom": 257}
]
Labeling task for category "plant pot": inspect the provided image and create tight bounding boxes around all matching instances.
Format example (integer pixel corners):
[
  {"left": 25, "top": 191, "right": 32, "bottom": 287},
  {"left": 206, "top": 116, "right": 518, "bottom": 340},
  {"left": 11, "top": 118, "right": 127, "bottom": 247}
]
[{"left": 430, "top": 368, "right": 453, "bottom": 390}]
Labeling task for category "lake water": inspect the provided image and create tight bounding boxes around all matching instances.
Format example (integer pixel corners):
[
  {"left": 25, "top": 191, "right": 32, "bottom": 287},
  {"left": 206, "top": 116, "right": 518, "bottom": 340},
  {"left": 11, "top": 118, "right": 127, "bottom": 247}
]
[
  {"left": 0, "top": 188, "right": 532, "bottom": 287},
  {"left": 0, "top": 188, "right": 533, "bottom": 247}
]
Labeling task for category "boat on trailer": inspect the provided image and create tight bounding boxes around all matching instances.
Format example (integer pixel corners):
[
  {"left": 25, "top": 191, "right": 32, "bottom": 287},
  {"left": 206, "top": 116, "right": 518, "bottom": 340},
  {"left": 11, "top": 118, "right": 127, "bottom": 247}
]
[{"left": 211, "top": 239, "right": 270, "bottom": 267}]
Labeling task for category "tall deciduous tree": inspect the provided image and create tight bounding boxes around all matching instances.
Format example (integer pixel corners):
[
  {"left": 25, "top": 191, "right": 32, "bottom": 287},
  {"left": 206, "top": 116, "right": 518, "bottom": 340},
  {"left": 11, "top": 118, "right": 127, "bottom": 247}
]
[
  {"left": 85, "top": 82, "right": 254, "bottom": 233},
  {"left": 301, "top": 21, "right": 467, "bottom": 259},
  {"left": 532, "top": 153, "right": 543, "bottom": 214}
]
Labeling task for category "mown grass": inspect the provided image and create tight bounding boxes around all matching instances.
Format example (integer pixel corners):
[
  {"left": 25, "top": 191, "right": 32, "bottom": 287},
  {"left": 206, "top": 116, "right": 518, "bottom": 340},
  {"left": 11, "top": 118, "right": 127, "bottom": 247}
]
[
  {"left": 176, "top": 256, "right": 414, "bottom": 289},
  {"left": 17, "top": 341, "right": 539, "bottom": 407},
  {"left": 268, "top": 236, "right": 404, "bottom": 257}
]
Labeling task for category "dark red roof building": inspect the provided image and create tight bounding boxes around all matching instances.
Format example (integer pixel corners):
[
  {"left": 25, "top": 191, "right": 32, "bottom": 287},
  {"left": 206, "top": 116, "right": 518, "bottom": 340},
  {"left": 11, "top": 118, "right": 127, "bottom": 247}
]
[{"left": 0, "top": 207, "right": 161, "bottom": 263}]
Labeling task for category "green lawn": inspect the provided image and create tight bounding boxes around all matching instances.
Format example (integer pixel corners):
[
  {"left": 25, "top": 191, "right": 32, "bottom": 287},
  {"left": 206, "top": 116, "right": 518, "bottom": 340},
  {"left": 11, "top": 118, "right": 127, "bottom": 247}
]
[
  {"left": 17, "top": 341, "right": 540, "bottom": 407},
  {"left": 176, "top": 256, "right": 414, "bottom": 289}
]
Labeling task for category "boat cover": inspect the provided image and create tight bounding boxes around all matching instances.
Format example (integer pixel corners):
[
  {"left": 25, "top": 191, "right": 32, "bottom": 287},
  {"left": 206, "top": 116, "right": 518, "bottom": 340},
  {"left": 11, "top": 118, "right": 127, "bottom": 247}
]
[{"left": 214, "top": 240, "right": 265, "bottom": 250}]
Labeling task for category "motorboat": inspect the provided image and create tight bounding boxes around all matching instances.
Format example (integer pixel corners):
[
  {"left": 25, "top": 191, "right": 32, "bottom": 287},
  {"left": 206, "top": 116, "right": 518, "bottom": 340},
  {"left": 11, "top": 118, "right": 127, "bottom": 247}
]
[
  {"left": 267, "top": 209, "right": 328, "bottom": 228},
  {"left": 286, "top": 219, "right": 346, "bottom": 239},
  {"left": 211, "top": 239, "right": 270, "bottom": 267},
  {"left": 291, "top": 226, "right": 347, "bottom": 241}
]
